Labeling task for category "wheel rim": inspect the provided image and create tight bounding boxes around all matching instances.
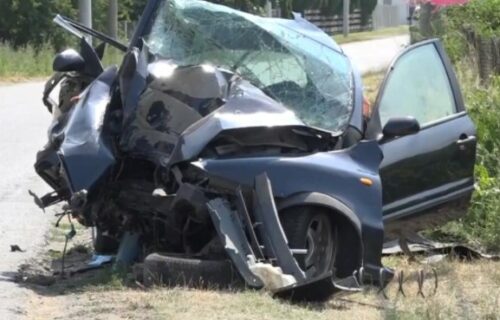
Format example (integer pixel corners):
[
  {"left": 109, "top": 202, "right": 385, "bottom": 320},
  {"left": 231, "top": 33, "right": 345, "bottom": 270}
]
[{"left": 303, "top": 214, "right": 336, "bottom": 278}]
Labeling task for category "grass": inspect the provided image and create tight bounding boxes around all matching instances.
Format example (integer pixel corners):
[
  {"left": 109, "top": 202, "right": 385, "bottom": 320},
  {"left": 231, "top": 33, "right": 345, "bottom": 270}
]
[
  {"left": 362, "top": 71, "right": 385, "bottom": 103},
  {"left": 0, "top": 42, "right": 123, "bottom": 82},
  {"left": 333, "top": 25, "right": 409, "bottom": 45},
  {"left": 0, "top": 43, "right": 54, "bottom": 81},
  {"left": 21, "top": 221, "right": 500, "bottom": 320},
  {"left": 26, "top": 255, "right": 500, "bottom": 319}
]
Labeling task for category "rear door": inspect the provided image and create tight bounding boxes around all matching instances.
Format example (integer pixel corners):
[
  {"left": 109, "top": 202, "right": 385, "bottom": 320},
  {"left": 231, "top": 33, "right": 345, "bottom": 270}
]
[{"left": 365, "top": 39, "right": 476, "bottom": 224}]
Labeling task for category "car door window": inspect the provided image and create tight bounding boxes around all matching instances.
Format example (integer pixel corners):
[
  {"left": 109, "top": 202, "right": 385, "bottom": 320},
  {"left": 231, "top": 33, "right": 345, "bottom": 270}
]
[{"left": 378, "top": 44, "right": 457, "bottom": 126}]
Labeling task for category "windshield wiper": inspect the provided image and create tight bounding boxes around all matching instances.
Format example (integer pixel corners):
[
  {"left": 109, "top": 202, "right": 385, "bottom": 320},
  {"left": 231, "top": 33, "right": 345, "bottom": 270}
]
[{"left": 54, "top": 15, "right": 128, "bottom": 52}]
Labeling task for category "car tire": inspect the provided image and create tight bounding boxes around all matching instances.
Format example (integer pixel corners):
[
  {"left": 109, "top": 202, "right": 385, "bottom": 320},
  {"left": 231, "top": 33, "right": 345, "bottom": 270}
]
[
  {"left": 280, "top": 207, "right": 337, "bottom": 279},
  {"left": 142, "top": 253, "right": 242, "bottom": 289}
]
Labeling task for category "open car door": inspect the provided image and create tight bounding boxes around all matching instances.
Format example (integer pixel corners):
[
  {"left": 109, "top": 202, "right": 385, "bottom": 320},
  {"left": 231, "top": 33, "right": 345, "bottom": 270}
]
[{"left": 365, "top": 39, "right": 477, "bottom": 238}]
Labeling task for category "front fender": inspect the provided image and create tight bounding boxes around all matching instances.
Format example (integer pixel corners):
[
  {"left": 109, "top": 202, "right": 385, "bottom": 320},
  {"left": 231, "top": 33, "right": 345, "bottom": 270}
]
[
  {"left": 277, "top": 192, "right": 362, "bottom": 233},
  {"left": 59, "top": 66, "right": 117, "bottom": 192},
  {"left": 192, "top": 140, "right": 386, "bottom": 276}
]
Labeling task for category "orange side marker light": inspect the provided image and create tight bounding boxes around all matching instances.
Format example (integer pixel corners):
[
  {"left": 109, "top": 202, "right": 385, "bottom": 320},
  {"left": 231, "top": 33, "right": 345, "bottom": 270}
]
[{"left": 360, "top": 177, "right": 373, "bottom": 186}]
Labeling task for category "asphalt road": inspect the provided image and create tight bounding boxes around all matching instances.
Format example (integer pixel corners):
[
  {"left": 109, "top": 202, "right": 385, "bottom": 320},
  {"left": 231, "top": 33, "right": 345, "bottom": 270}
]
[
  {"left": 0, "top": 82, "right": 52, "bottom": 318},
  {"left": 0, "top": 35, "right": 409, "bottom": 318},
  {"left": 341, "top": 35, "right": 410, "bottom": 74}
]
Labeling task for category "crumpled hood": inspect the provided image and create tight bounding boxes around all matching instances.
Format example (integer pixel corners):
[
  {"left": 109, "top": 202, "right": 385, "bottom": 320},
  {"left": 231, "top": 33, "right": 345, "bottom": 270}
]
[
  {"left": 165, "top": 77, "right": 313, "bottom": 165},
  {"left": 119, "top": 57, "right": 318, "bottom": 166}
]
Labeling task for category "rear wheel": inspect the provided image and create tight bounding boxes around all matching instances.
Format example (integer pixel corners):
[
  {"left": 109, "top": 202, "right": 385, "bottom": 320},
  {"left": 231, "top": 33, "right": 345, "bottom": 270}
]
[{"left": 280, "top": 207, "right": 337, "bottom": 278}]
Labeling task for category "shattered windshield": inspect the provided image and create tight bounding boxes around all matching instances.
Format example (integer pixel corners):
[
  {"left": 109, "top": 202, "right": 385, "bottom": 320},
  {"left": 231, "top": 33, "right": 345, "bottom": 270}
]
[{"left": 145, "top": 0, "right": 353, "bottom": 133}]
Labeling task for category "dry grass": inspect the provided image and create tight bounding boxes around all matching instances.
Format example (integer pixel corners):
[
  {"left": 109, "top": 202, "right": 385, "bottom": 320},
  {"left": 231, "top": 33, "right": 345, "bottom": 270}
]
[
  {"left": 24, "top": 256, "right": 500, "bottom": 320},
  {"left": 334, "top": 26, "right": 409, "bottom": 45},
  {"left": 362, "top": 72, "right": 385, "bottom": 104},
  {"left": 22, "top": 222, "right": 500, "bottom": 320}
]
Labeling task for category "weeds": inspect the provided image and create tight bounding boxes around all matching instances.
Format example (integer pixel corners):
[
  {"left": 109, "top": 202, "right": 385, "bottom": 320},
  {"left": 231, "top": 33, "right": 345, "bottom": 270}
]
[
  {"left": 450, "top": 71, "right": 500, "bottom": 251},
  {"left": 0, "top": 41, "right": 124, "bottom": 81},
  {"left": 333, "top": 25, "right": 409, "bottom": 45},
  {"left": 0, "top": 43, "right": 54, "bottom": 80}
]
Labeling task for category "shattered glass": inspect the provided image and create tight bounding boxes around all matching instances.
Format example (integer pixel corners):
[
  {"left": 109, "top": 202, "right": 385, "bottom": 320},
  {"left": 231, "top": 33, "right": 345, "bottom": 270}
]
[{"left": 145, "top": 0, "right": 353, "bottom": 133}]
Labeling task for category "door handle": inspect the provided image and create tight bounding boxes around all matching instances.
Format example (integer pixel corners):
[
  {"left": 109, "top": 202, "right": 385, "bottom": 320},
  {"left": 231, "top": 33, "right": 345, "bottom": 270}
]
[
  {"left": 456, "top": 135, "right": 476, "bottom": 145},
  {"left": 456, "top": 135, "right": 476, "bottom": 150}
]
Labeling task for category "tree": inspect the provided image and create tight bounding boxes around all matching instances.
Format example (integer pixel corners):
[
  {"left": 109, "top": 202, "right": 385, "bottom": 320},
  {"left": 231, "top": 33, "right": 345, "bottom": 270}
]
[
  {"left": 0, "top": 0, "right": 75, "bottom": 50},
  {"left": 0, "top": 0, "right": 379, "bottom": 52}
]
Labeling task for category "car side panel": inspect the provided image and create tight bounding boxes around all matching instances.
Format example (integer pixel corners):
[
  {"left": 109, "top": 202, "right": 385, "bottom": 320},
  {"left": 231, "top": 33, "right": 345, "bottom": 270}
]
[{"left": 365, "top": 39, "right": 477, "bottom": 234}]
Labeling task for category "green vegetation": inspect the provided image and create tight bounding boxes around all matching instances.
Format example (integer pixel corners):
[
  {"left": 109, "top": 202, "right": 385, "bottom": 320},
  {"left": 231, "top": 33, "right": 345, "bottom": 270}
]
[
  {"left": 0, "top": 0, "right": 146, "bottom": 80},
  {"left": 433, "top": 71, "right": 500, "bottom": 251},
  {"left": 0, "top": 0, "right": 147, "bottom": 51},
  {"left": 0, "top": 43, "right": 53, "bottom": 80},
  {"left": 0, "top": 0, "right": 378, "bottom": 52},
  {"left": 445, "top": 0, "right": 500, "bottom": 37},
  {"left": 0, "top": 43, "right": 124, "bottom": 81},
  {"left": 333, "top": 25, "right": 409, "bottom": 45},
  {"left": 420, "top": 0, "right": 500, "bottom": 251}
]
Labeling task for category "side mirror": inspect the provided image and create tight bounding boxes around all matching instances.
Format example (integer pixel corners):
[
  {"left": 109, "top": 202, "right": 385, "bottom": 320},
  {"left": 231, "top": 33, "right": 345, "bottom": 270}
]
[
  {"left": 382, "top": 117, "right": 420, "bottom": 140},
  {"left": 53, "top": 49, "right": 85, "bottom": 72}
]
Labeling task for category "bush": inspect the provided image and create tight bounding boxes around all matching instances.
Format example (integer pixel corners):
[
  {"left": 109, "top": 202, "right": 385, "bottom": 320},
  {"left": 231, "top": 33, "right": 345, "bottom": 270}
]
[
  {"left": 461, "top": 76, "right": 500, "bottom": 251},
  {"left": 419, "top": 0, "right": 500, "bottom": 251},
  {"left": 431, "top": 66, "right": 500, "bottom": 251},
  {"left": 445, "top": 0, "right": 500, "bottom": 37},
  {"left": 446, "top": 1, "right": 500, "bottom": 251}
]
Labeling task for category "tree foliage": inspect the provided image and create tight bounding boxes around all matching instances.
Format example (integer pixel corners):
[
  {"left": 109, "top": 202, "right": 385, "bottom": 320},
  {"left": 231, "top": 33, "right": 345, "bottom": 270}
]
[
  {"left": 0, "top": 0, "right": 75, "bottom": 50},
  {"left": 0, "top": 0, "right": 378, "bottom": 51},
  {"left": 0, "top": 0, "right": 265, "bottom": 51}
]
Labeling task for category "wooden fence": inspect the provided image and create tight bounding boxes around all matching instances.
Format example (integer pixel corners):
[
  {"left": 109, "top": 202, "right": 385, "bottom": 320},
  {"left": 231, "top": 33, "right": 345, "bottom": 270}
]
[
  {"left": 463, "top": 28, "right": 500, "bottom": 83},
  {"left": 303, "top": 9, "right": 373, "bottom": 35}
]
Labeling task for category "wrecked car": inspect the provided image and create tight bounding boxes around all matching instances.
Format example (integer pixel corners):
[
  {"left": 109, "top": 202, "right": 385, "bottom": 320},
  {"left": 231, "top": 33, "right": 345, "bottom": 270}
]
[{"left": 32, "top": 0, "right": 477, "bottom": 301}]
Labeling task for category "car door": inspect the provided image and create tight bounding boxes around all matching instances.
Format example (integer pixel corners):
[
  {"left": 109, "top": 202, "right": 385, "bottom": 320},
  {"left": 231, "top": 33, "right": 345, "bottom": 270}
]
[{"left": 365, "top": 39, "right": 477, "bottom": 228}]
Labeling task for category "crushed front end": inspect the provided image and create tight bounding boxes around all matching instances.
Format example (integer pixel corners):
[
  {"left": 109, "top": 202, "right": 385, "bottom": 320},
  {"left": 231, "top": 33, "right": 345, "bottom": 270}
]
[{"left": 33, "top": 0, "right": 393, "bottom": 302}]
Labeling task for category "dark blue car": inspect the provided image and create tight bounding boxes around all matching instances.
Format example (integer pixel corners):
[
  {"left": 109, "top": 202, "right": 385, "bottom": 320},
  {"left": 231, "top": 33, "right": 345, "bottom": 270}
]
[{"left": 34, "top": 0, "right": 476, "bottom": 302}]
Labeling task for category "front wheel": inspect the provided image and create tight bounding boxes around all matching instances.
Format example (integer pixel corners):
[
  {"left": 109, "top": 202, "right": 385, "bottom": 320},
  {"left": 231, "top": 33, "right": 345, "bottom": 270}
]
[{"left": 280, "top": 207, "right": 337, "bottom": 279}]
